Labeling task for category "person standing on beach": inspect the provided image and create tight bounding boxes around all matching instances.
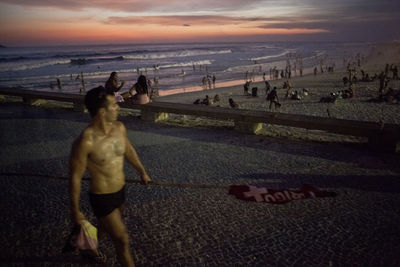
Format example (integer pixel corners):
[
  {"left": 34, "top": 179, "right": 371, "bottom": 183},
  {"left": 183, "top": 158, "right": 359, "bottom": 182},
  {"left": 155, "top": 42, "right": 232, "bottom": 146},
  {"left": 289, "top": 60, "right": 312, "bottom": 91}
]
[
  {"left": 265, "top": 80, "right": 271, "bottom": 95},
  {"left": 202, "top": 76, "right": 207, "bottom": 89},
  {"left": 57, "top": 78, "right": 62, "bottom": 90},
  {"left": 69, "top": 86, "right": 151, "bottom": 266},
  {"left": 378, "top": 71, "right": 387, "bottom": 96},
  {"left": 267, "top": 87, "right": 281, "bottom": 110},
  {"left": 212, "top": 74, "right": 216, "bottom": 88}
]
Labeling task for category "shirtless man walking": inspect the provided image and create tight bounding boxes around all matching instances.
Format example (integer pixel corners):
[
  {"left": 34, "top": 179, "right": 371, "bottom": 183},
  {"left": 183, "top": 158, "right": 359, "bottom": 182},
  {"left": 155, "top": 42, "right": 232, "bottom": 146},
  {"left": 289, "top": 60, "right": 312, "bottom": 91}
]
[{"left": 69, "top": 86, "right": 151, "bottom": 266}]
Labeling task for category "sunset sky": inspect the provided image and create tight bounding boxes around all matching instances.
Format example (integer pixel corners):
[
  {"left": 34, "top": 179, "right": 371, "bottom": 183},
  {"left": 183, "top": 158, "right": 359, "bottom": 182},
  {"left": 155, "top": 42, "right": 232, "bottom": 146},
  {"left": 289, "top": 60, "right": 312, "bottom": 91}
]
[{"left": 0, "top": 0, "right": 399, "bottom": 46}]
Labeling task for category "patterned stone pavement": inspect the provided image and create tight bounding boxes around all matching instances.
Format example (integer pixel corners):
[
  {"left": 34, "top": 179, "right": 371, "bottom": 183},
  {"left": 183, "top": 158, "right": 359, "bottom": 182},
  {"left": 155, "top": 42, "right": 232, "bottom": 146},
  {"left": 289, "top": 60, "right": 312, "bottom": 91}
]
[{"left": 1, "top": 102, "right": 400, "bottom": 266}]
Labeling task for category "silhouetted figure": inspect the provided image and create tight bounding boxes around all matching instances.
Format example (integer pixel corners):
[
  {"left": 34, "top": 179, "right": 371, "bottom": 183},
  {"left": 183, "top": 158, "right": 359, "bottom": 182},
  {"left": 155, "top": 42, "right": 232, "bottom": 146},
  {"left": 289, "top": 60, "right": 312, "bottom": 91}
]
[
  {"left": 378, "top": 71, "right": 387, "bottom": 96},
  {"left": 243, "top": 81, "right": 251, "bottom": 95},
  {"left": 343, "top": 77, "right": 350, "bottom": 87},
  {"left": 267, "top": 87, "right": 281, "bottom": 110},
  {"left": 229, "top": 98, "right": 239, "bottom": 109},
  {"left": 391, "top": 64, "right": 399, "bottom": 79},
  {"left": 212, "top": 75, "right": 216, "bottom": 88},
  {"left": 57, "top": 78, "right": 62, "bottom": 90},
  {"left": 202, "top": 95, "right": 212, "bottom": 105},
  {"left": 265, "top": 80, "right": 271, "bottom": 95}
]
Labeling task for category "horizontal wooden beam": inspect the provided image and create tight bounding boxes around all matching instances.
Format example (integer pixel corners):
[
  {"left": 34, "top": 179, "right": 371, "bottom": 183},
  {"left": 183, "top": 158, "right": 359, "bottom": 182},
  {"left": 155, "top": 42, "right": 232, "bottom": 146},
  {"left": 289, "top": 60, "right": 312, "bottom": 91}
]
[
  {"left": 1, "top": 87, "right": 399, "bottom": 145},
  {"left": 0, "top": 87, "right": 84, "bottom": 104}
]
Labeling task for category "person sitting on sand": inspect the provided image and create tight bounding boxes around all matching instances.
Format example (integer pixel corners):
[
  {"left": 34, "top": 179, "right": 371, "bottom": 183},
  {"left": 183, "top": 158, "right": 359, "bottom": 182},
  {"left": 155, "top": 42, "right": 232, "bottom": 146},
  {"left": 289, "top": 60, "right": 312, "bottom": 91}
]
[
  {"left": 361, "top": 73, "right": 372, "bottom": 82},
  {"left": 105, "top": 72, "right": 126, "bottom": 102},
  {"left": 282, "top": 80, "right": 291, "bottom": 89},
  {"left": 290, "top": 90, "right": 301, "bottom": 100},
  {"left": 202, "top": 95, "right": 213, "bottom": 105},
  {"left": 128, "top": 75, "right": 151, "bottom": 104},
  {"left": 342, "top": 88, "right": 353, "bottom": 99},
  {"left": 214, "top": 94, "right": 220, "bottom": 103},
  {"left": 383, "top": 87, "right": 400, "bottom": 103},
  {"left": 229, "top": 98, "right": 239, "bottom": 109}
]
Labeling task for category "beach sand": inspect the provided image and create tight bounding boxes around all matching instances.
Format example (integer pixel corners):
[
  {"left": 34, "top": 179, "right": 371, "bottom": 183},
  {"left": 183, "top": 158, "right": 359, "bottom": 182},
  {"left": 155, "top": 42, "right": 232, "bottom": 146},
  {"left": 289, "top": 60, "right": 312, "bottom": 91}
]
[
  {"left": 156, "top": 42, "right": 400, "bottom": 143},
  {"left": 1, "top": 42, "right": 400, "bottom": 266}
]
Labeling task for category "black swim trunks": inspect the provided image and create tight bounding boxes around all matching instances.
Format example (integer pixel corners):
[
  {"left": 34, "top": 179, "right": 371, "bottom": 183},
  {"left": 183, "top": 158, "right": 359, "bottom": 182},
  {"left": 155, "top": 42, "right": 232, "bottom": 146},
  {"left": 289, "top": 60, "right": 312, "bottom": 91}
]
[{"left": 88, "top": 185, "right": 126, "bottom": 218}]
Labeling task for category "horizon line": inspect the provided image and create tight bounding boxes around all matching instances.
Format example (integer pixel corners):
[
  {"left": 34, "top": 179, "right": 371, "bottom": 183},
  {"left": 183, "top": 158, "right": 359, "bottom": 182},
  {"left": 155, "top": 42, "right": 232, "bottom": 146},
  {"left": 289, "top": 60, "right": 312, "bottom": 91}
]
[{"left": 1, "top": 39, "right": 393, "bottom": 49}]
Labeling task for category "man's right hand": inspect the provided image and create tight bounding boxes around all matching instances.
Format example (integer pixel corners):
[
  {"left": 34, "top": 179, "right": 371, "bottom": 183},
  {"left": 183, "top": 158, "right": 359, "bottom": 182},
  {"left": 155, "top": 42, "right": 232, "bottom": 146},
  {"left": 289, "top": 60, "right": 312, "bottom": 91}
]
[{"left": 71, "top": 210, "right": 85, "bottom": 225}]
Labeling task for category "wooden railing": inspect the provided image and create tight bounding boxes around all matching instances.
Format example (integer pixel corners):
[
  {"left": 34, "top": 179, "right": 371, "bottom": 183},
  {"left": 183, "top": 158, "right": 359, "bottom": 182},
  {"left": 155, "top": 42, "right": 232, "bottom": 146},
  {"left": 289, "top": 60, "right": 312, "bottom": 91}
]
[{"left": 1, "top": 87, "right": 399, "bottom": 152}]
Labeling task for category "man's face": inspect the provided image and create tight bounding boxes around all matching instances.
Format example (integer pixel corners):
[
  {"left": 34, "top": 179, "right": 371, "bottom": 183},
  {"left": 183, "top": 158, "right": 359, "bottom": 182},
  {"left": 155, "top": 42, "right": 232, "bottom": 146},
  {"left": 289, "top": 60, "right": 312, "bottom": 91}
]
[{"left": 103, "top": 95, "right": 120, "bottom": 122}]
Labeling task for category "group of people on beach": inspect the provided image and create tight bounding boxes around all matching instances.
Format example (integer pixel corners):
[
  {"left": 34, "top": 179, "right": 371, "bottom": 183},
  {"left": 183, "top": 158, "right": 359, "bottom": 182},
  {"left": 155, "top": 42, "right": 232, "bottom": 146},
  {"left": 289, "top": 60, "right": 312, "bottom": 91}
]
[
  {"left": 374, "top": 63, "right": 400, "bottom": 102},
  {"left": 193, "top": 94, "right": 220, "bottom": 106},
  {"left": 105, "top": 72, "right": 156, "bottom": 104},
  {"left": 192, "top": 79, "right": 282, "bottom": 111},
  {"left": 201, "top": 74, "right": 216, "bottom": 90}
]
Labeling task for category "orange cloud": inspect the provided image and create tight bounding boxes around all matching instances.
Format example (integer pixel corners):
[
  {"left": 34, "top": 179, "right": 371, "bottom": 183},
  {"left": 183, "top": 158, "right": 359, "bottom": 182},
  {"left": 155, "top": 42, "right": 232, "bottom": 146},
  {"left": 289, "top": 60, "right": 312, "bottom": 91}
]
[
  {"left": 1, "top": 0, "right": 399, "bottom": 45},
  {"left": 0, "top": 15, "right": 329, "bottom": 45},
  {"left": 103, "top": 15, "right": 329, "bottom": 36}
]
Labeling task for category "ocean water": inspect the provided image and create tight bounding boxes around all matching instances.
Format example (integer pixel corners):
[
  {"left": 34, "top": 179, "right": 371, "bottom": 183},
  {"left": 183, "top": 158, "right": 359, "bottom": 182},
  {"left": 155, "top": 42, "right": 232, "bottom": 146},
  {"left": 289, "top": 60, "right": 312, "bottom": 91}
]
[{"left": 0, "top": 41, "right": 376, "bottom": 96}]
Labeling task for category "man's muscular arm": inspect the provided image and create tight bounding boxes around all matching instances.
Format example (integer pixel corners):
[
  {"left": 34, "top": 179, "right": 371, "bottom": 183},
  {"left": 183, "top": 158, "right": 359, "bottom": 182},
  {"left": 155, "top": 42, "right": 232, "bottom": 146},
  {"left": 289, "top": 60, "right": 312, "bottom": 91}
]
[
  {"left": 69, "top": 132, "right": 91, "bottom": 224},
  {"left": 121, "top": 123, "right": 151, "bottom": 184}
]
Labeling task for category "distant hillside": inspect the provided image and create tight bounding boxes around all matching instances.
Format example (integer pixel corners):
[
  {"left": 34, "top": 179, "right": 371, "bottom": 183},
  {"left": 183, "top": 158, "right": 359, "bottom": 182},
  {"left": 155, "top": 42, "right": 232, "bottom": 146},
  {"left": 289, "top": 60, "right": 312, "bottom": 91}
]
[{"left": 0, "top": 45, "right": 6, "bottom": 48}]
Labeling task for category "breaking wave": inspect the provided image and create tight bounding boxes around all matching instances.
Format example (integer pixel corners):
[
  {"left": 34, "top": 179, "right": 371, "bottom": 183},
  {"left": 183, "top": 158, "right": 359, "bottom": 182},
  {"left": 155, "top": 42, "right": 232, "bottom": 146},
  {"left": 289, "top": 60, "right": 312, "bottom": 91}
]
[{"left": 123, "top": 49, "right": 232, "bottom": 60}]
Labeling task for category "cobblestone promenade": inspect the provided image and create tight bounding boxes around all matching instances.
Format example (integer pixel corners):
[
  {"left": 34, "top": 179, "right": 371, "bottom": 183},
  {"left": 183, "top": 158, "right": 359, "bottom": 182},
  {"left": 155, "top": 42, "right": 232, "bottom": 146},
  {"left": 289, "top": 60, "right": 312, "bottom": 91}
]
[{"left": 1, "top": 103, "right": 399, "bottom": 266}]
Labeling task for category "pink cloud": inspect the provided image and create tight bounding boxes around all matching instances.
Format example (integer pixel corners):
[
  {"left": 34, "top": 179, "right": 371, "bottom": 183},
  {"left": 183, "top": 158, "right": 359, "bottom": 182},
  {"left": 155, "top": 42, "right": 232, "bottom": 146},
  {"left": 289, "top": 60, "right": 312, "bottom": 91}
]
[{"left": 104, "top": 15, "right": 329, "bottom": 34}]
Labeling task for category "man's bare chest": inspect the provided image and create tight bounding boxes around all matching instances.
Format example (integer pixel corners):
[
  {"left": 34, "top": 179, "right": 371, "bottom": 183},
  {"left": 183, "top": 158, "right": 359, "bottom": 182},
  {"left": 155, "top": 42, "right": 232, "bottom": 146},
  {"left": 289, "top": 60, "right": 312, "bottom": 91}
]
[{"left": 89, "top": 131, "right": 125, "bottom": 165}]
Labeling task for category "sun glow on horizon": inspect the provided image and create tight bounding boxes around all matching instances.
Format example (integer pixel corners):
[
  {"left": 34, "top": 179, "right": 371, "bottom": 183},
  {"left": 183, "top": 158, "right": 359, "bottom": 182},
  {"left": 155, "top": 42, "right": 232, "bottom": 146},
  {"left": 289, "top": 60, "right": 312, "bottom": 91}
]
[{"left": 0, "top": 0, "right": 398, "bottom": 45}]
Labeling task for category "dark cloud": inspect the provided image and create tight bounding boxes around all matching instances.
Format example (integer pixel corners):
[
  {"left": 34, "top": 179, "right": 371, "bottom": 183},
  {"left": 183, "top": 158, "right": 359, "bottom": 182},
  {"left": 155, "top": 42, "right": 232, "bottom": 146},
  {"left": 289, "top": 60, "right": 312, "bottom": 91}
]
[
  {"left": 1, "top": 0, "right": 398, "bottom": 42},
  {"left": 1, "top": 0, "right": 399, "bottom": 20},
  {"left": 105, "top": 15, "right": 248, "bottom": 26},
  {"left": 0, "top": 0, "right": 267, "bottom": 12},
  {"left": 0, "top": 0, "right": 160, "bottom": 12},
  {"left": 255, "top": 11, "right": 400, "bottom": 41}
]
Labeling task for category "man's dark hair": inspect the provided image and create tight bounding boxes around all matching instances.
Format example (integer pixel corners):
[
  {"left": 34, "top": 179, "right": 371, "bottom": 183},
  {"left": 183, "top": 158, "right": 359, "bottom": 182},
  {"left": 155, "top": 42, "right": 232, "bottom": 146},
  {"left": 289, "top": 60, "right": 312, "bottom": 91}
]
[{"left": 84, "top": 86, "right": 114, "bottom": 117}]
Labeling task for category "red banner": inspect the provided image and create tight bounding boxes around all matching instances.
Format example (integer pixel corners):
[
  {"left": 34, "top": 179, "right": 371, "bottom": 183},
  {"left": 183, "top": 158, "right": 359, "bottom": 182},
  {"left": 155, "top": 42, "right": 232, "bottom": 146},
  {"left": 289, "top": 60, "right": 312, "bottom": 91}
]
[{"left": 228, "top": 184, "right": 337, "bottom": 204}]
